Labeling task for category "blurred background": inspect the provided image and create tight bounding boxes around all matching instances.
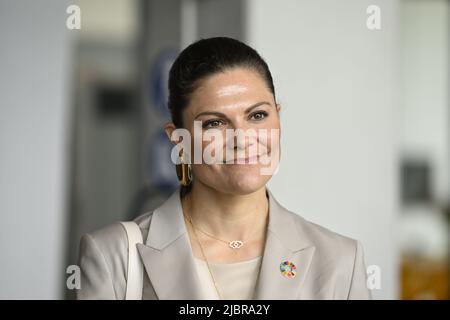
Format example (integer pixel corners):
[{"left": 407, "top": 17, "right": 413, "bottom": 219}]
[{"left": 0, "top": 0, "right": 448, "bottom": 299}]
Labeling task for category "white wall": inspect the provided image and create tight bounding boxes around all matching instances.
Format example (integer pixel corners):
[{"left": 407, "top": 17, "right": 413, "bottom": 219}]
[
  {"left": 245, "top": 0, "right": 400, "bottom": 299},
  {"left": 400, "top": 0, "right": 449, "bottom": 204},
  {"left": 0, "top": 0, "right": 72, "bottom": 299}
]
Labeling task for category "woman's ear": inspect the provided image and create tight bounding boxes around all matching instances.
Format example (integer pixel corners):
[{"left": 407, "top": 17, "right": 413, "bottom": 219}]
[{"left": 164, "top": 122, "right": 177, "bottom": 144}]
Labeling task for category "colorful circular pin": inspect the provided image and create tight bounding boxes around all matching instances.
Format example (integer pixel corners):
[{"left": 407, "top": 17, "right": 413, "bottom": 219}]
[{"left": 280, "top": 260, "right": 297, "bottom": 278}]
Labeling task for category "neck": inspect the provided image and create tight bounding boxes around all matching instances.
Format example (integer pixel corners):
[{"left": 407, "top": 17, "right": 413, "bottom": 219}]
[{"left": 181, "top": 182, "right": 269, "bottom": 240}]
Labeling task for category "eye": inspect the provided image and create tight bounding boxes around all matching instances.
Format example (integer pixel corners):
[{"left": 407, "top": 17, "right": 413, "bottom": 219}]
[
  {"left": 250, "top": 111, "right": 268, "bottom": 121},
  {"left": 202, "top": 119, "right": 225, "bottom": 129}
]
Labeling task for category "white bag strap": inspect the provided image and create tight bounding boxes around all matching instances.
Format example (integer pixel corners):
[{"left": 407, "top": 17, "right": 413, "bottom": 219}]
[{"left": 119, "top": 221, "right": 144, "bottom": 300}]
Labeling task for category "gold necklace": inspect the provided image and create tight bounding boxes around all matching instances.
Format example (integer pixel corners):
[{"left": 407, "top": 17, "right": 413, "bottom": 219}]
[
  {"left": 187, "top": 209, "right": 266, "bottom": 250},
  {"left": 184, "top": 211, "right": 267, "bottom": 300},
  {"left": 191, "top": 218, "right": 264, "bottom": 250},
  {"left": 187, "top": 216, "right": 224, "bottom": 300}
]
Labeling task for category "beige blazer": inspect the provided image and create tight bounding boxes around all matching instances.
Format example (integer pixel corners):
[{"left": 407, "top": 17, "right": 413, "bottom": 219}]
[{"left": 77, "top": 187, "right": 372, "bottom": 300}]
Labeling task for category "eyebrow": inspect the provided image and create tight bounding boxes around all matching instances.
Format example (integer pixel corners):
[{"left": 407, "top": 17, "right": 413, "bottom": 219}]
[{"left": 194, "top": 101, "right": 272, "bottom": 119}]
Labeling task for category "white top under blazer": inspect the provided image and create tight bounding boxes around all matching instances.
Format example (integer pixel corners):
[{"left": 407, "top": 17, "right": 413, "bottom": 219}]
[{"left": 194, "top": 256, "right": 263, "bottom": 300}]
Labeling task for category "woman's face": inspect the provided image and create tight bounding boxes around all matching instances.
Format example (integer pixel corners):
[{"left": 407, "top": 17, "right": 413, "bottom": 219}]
[{"left": 167, "top": 67, "right": 281, "bottom": 195}]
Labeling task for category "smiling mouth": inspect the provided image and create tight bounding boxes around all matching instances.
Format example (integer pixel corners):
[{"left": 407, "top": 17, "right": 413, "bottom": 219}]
[{"left": 224, "top": 154, "right": 261, "bottom": 164}]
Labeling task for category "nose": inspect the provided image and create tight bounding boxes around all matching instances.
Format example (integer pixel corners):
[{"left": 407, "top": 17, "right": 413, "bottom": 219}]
[{"left": 225, "top": 127, "right": 259, "bottom": 156}]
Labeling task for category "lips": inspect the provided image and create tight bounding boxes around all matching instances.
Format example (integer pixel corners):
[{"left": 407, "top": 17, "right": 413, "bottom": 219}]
[{"left": 225, "top": 154, "right": 260, "bottom": 164}]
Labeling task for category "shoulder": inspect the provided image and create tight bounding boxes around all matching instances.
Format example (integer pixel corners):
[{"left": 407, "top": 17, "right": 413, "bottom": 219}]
[
  {"left": 293, "top": 211, "right": 358, "bottom": 248},
  {"left": 287, "top": 210, "right": 361, "bottom": 269},
  {"left": 285, "top": 210, "right": 371, "bottom": 299},
  {"left": 77, "top": 212, "right": 155, "bottom": 299},
  {"left": 81, "top": 211, "right": 154, "bottom": 251}
]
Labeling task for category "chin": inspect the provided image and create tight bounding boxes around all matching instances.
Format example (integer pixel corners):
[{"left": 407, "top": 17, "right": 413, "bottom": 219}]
[
  {"left": 197, "top": 165, "right": 272, "bottom": 195},
  {"left": 225, "top": 175, "right": 269, "bottom": 195}
]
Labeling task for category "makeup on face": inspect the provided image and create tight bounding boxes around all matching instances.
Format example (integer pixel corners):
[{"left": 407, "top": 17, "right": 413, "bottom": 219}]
[{"left": 216, "top": 84, "right": 248, "bottom": 97}]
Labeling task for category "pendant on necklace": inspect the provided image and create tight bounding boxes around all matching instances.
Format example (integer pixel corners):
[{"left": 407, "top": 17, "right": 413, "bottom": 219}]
[{"left": 229, "top": 240, "right": 244, "bottom": 249}]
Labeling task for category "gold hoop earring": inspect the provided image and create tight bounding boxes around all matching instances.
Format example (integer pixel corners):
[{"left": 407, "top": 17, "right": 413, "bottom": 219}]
[{"left": 176, "top": 151, "right": 192, "bottom": 186}]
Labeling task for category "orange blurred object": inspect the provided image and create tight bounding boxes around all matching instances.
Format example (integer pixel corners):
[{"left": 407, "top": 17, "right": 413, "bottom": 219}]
[{"left": 401, "top": 255, "right": 449, "bottom": 300}]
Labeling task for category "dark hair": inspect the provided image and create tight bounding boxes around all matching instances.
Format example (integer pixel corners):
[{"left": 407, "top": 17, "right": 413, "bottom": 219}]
[
  {"left": 167, "top": 37, "right": 277, "bottom": 197},
  {"left": 168, "top": 37, "right": 276, "bottom": 127}
]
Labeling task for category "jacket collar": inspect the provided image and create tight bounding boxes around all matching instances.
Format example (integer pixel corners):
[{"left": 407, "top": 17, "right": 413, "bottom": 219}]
[{"left": 137, "top": 186, "right": 315, "bottom": 299}]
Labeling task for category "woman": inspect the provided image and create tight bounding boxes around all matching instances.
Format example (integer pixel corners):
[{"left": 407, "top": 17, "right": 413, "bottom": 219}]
[{"left": 77, "top": 37, "right": 372, "bottom": 300}]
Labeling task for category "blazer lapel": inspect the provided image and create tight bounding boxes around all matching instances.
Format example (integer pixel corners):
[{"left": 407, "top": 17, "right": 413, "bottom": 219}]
[
  {"left": 136, "top": 186, "right": 316, "bottom": 300},
  {"left": 136, "top": 188, "right": 207, "bottom": 300},
  {"left": 254, "top": 188, "right": 316, "bottom": 299}
]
